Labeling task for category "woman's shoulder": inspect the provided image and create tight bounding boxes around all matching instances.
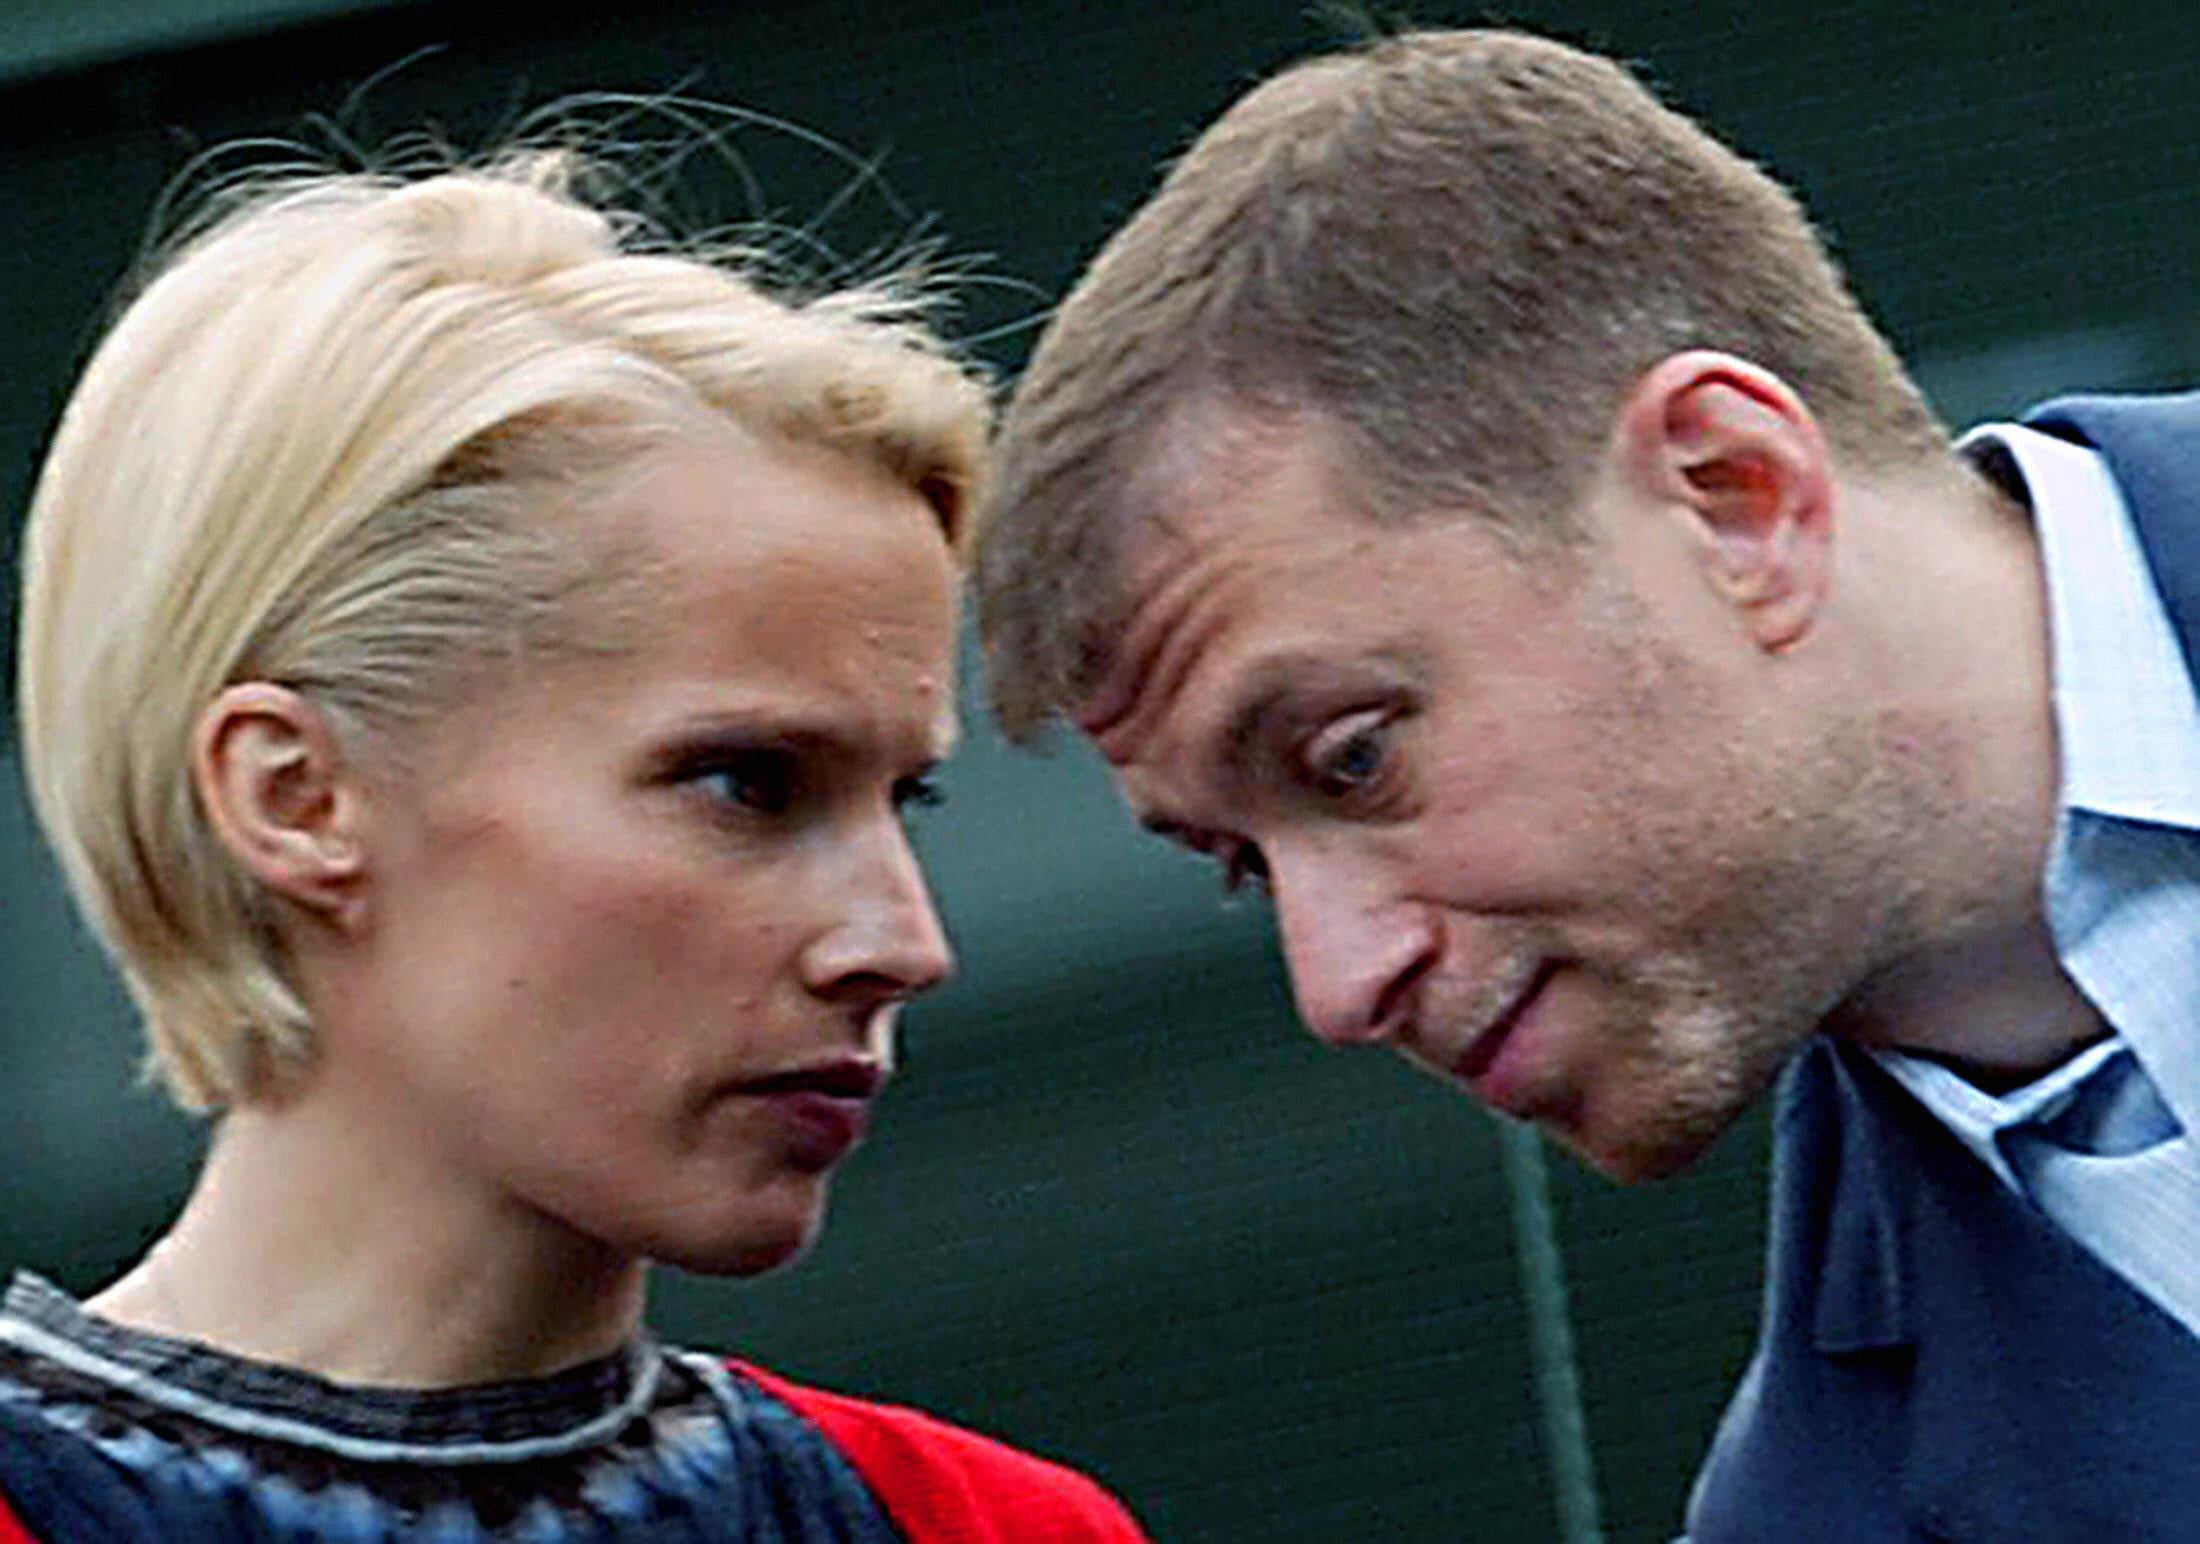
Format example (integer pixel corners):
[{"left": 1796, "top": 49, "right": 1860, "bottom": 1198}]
[
  {"left": 0, "top": 1479, "right": 34, "bottom": 1544},
  {"left": 728, "top": 1359, "right": 1150, "bottom": 1543}
]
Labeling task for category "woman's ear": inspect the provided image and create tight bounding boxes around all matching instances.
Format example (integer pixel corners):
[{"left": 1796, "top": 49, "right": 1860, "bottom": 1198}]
[
  {"left": 1608, "top": 349, "right": 1836, "bottom": 652},
  {"left": 192, "top": 683, "right": 368, "bottom": 928}
]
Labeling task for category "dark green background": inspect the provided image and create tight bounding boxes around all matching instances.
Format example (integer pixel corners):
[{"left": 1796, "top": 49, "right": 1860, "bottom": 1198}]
[{"left": 2, "top": 3, "right": 2195, "bottom": 1538}]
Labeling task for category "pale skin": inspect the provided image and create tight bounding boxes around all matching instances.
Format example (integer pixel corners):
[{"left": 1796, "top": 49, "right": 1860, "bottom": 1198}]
[
  {"left": 90, "top": 432, "right": 962, "bottom": 1385},
  {"left": 1081, "top": 352, "right": 2103, "bottom": 1180}
]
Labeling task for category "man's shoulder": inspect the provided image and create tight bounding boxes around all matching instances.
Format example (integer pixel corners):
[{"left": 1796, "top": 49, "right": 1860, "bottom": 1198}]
[
  {"left": 1697, "top": 1039, "right": 2200, "bottom": 1540},
  {"left": 729, "top": 1360, "right": 1150, "bottom": 1543},
  {"left": 2024, "top": 388, "right": 2200, "bottom": 446},
  {"left": 2023, "top": 391, "right": 2200, "bottom": 576}
]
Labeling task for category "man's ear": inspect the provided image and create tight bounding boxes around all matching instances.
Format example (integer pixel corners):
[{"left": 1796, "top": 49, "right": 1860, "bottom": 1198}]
[
  {"left": 1610, "top": 349, "right": 1834, "bottom": 652},
  {"left": 193, "top": 683, "right": 368, "bottom": 928}
]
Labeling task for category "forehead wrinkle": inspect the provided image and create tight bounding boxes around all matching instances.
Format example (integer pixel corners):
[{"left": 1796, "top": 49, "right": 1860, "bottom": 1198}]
[
  {"left": 1078, "top": 396, "right": 1318, "bottom": 738},
  {"left": 1083, "top": 536, "right": 1247, "bottom": 761},
  {"left": 1076, "top": 548, "right": 1195, "bottom": 738}
]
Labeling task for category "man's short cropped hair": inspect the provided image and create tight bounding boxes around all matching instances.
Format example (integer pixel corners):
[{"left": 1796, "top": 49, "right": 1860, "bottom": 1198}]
[
  {"left": 17, "top": 150, "right": 991, "bottom": 1110},
  {"left": 977, "top": 27, "right": 1947, "bottom": 739}
]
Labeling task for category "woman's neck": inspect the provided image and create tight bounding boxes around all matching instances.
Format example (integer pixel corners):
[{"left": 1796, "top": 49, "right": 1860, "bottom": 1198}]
[{"left": 86, "top": 1096, "right": 648, "bottom": 1388}]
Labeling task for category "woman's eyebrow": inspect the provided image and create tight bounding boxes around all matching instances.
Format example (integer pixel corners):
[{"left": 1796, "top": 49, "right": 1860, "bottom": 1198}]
[{"left": 657, "top": 701, "right": 956, "bottom": 767}]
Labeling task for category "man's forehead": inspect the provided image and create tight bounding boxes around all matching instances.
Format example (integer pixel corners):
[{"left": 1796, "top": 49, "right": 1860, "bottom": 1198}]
[
  {"left": 1107, "top": 395, "right": 1371, "bottom": 575},
  {"left": 1124, "top": 391, "right": 1321, "bottom": 522},
  {"left": 1073, "top": 411, "right": 1367, "bottom": 741}
]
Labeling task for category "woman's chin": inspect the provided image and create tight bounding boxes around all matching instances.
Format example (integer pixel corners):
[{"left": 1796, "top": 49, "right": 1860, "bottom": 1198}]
[
  {"left": 539, "top": 1159, "right": 844, "bottom": 1279},
  {"left": 675, "top": 1231, "right": 815, "bottom": 1279},
  {"left": 641, "top": 1196, "right": 830, "bottom": 1279}
]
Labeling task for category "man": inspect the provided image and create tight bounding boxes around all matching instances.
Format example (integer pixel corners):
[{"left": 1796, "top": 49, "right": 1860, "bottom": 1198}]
[{"left": 973, "top": 28, "right": 2200, "bottom": 1541}]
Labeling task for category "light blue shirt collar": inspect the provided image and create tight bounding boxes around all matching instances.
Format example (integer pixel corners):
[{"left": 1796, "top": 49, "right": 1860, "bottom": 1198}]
[
  {"left": 2017, "top": 423, "right": 2200, "bottom": 830},
  {"left": 1864, "top": 421, "right": 2200, "bottom": 1337},
  {"left": 1873, "top": 420, "right": 2200, "bottom": 1165}
]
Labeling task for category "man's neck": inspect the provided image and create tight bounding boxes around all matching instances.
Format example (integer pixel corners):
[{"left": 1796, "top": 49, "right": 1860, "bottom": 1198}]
[
  {"left": 1830, "top": 913, "right": 2107, "bottom": 1087},
  {"left": 1826, "top": 457, "right": 2095, "bottom": 1082}
]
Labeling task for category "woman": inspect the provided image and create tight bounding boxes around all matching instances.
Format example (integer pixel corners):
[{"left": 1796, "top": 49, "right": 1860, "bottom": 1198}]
[{"left": 0, "top": 153, "right": 1145, "bottom": 1541}]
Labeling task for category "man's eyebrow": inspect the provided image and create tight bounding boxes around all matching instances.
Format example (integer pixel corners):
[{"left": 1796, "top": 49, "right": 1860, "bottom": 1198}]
[{"left": 1219, "top": 661, "right": 1301, "bottom": 782}]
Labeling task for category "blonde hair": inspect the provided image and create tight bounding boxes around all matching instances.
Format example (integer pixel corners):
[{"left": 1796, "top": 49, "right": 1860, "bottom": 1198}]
[
  {"left": 978, "top": 28, "right": 1946, "bottom": 738},
  {"left": 17, "top": 150, "right": 991, "bottom": 1110}
]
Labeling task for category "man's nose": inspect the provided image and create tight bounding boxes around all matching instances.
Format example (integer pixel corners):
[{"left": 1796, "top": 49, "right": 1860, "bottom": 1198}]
[{"left": 1266, "top": 846, "right": 1437, "bottom": 1046}]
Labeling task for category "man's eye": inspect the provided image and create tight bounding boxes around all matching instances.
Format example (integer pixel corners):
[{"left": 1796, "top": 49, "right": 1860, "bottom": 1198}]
[
  {"left": 1304, "top": 711, "right": 1394, "bottom": 798},
  {"left": 698, "top": 751, "right": 798, "bottom": 814}
]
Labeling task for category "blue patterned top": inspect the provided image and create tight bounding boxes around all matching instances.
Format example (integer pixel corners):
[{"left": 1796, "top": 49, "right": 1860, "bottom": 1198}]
[{"left": 0, "top": 1274, "right": 903, "bottom": 1542}]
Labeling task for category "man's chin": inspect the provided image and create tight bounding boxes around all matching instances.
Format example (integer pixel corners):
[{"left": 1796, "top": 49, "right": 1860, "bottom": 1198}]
[{"left": 1555, "top": 1105, "right": 1744, "bottom": 1185}]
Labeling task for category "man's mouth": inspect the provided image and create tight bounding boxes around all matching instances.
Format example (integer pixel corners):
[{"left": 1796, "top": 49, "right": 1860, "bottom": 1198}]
[{"left": 1454, "top": 960, "right": 1559, "bottom": 1086}]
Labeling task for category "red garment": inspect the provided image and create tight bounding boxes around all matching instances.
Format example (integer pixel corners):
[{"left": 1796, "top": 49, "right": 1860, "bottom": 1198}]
[
  {"left": 0, "top": 1492, "right": 28, "bottom": 1544},
  {"left": 733, "top": 1362, "right": 1149, "bottom": 1543}
]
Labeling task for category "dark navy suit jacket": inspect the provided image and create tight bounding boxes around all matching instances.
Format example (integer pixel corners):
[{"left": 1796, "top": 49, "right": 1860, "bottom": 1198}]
[{"left": 1684, "top": 394, "right": 2200, "bottom": 1542}]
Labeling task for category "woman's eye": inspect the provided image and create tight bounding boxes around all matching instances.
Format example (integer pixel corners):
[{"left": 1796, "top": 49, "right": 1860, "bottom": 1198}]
[
  {"left": 1305, "top": 711, "right": 1395, "bottom": 798},
  {"left": 699, "top": 751, "right": 797, "bottom": 815},
  {"left": 892, "top": 773, "right": 946, "bottom": 819}
]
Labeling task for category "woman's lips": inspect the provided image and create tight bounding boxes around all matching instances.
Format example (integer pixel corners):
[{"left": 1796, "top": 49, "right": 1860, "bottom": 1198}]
[{"left": 737, "top": 1060, "right": 884, "bottom": 1168}]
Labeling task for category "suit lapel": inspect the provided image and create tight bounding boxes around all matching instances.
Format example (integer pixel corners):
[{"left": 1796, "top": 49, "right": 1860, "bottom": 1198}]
[
  {"left": 1805, "top": 1046, "right": 1912, "bottom": 1355},
  {"left": 1825, "top": 1047, "right": 2200, "bottom": 1540}
]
